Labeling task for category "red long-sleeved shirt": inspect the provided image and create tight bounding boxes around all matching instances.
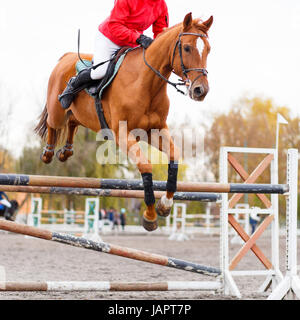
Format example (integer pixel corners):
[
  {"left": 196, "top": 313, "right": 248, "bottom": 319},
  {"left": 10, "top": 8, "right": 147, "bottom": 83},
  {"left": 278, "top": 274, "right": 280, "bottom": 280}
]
[{"left": 99, "top": 0, "right": 169, "bottom": 47}]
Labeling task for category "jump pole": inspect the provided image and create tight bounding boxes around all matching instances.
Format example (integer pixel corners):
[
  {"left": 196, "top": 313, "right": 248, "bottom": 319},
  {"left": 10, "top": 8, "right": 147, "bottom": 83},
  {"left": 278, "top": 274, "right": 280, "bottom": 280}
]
[
  {"left": 267, "top": 149, "right": 300, "bottom": 300},
  {"left": 29, "top": 197, "right": 101, "bottom": 241},
  {"left": 0, "top": 185, "right": 221, "bottom": 202},
  {"left": 0, "top": 174, "right": 288, "bottom": 194},
  {"left": 0, "top": 281, "right": 221, "bottom": 292},
  {"left": 0, "top": 219, "right": 221, "bottom": 277}
]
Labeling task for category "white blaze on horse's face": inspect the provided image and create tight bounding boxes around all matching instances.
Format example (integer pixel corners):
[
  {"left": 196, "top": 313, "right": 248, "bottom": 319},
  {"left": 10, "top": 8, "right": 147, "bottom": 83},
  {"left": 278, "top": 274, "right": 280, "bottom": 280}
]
[{"left": 196, "top": 37, "right": 205, "bottom": 58}]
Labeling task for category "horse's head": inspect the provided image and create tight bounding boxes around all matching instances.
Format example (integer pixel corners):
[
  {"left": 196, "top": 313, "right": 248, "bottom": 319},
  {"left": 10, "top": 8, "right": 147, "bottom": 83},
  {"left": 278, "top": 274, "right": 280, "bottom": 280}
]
[{"left": 171, "top": 13, "right": 213, "bottom": 101}]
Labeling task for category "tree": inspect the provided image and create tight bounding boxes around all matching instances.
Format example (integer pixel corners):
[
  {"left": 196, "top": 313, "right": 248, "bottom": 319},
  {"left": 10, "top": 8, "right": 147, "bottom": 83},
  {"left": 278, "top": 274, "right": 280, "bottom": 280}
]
[
  {"left": 0, "top": 83, "right": 16, "bottom": 172},
  {"left": 204, "top": 96, "right": 291, "bottom": 181},
  {"left": 204, "top": 96, "right": 299, "bottom": 220}
]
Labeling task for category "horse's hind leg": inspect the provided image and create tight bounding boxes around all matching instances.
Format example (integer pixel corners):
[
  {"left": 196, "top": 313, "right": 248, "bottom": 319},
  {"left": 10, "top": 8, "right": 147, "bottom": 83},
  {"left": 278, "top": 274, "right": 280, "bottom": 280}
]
[
  {"left": 56, "top": 116, "right": 79, "bottom": 162},
  {"left": 40, "top": 124, "right": 57, "bottom": 164}
]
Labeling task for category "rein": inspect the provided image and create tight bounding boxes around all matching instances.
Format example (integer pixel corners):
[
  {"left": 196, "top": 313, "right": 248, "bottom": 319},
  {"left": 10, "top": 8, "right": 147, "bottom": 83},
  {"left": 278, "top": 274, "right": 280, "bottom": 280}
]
[
  {"left": 143, "top": 32, "right": 208, "bottom": 95},
  {"left": 142, "top": 49, "right": 186, "bottom": 95}
]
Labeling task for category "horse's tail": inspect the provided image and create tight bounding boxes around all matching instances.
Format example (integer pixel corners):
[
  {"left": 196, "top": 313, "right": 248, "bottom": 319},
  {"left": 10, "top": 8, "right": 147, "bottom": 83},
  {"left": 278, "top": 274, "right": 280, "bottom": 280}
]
[
  {"left": 34, "top": 104, "right": 49, "bottom": 140},
  {"left": 34, "top": 104, "right": 66, "bottom": 144}
]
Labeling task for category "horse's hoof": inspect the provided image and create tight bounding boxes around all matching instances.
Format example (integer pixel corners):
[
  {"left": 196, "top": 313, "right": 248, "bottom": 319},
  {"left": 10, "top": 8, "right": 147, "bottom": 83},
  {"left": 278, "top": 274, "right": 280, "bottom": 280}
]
[
  {"left": 142, "top": 215, "right": 158, "bottom": 232},
  {"left": 40, "top": 152, "right": 53, "bottom": 164},
  {"left": 56, "top": 149, "right": 67, "bottom": 162},
  {"left": 56, "top": 148, "right": 73, "bottom": 162},
  {"left": 156, "top": 195, "right": 173, "bottom": 217}
]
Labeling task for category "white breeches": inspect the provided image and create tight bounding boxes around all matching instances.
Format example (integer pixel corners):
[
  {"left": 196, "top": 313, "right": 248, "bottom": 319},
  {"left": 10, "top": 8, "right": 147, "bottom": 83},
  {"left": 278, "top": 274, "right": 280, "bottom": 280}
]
[{"left": 90, "top": 31, "right": 121, "bottom": 80}]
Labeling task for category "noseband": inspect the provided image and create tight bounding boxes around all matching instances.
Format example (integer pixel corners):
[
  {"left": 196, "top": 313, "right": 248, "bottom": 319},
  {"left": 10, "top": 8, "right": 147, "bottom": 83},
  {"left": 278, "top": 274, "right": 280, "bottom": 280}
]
[{"left": 143, "top": 32, "right": 208, "bottom": 95}]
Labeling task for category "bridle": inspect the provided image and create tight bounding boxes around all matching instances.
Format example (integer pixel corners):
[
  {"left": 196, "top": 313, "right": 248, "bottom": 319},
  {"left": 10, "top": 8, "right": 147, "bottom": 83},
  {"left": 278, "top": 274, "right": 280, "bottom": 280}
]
[
  {"left": 143, "top": 32, "right": 208, "bottom": 95},
  {"left": 173, "top": 32, "right": 208, "bottom": 82}
]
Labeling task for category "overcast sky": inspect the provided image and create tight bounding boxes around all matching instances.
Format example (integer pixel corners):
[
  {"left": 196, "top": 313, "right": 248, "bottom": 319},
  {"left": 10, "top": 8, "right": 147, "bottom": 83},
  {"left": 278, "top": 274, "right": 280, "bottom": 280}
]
[{"left": 1, "top": 0, "right": 300, "bottom": 157}]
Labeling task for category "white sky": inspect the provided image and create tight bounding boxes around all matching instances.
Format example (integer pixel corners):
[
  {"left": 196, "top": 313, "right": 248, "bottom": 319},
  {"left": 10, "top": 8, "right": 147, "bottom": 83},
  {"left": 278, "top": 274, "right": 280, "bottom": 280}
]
[{"left": 0, "top": 0, "right": 300, "bottom": 157}]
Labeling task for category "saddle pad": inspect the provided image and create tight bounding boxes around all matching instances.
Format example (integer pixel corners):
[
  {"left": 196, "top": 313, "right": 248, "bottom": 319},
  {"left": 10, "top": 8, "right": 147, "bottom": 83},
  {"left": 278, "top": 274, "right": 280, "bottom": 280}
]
[
  {"left": 75, "top": 50, "right": 129, "bottom": 99},
  {"left": 76, "top": 59, "right": 93, "bottom": 74},
  {"left": 97, "top": 52, "right": 127, "bottom": 100}
]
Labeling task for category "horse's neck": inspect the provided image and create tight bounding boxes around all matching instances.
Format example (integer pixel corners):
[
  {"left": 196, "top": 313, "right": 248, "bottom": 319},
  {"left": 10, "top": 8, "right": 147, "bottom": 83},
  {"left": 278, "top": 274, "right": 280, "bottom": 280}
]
[{"left": 141, "top": 27, "right": 180, "bottom": 88}]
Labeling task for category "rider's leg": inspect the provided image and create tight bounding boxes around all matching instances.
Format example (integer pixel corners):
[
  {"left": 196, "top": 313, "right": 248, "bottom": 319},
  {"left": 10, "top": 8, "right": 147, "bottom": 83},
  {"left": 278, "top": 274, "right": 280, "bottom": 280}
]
[
  {"left": 90, "top": 31, "right": 121, "bottom": 80},
  {"left": 58, "top": 32, "right": 121, "bottom": 110}
]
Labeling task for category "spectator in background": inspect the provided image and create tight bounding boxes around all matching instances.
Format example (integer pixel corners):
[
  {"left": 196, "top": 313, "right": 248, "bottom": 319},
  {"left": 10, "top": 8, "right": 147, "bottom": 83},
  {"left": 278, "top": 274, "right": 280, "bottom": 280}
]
[
  {"left": 107, "top": 207, "right": 115, "bottom": 230},
  {"left": 249, "top": 210, "right": 260, "bottom": 234},
  {"left": 113, "top": 209, "right": 120, "bottom": 231},
  {"left": 98, "top": 208, "right": 106, "bottom": 231},
  {"left": 0, "top": 191, "right": 9, "bottom": 216},
  {"left": 99, "top": 208, "right": 106, "bottom": 220},
  {"left": 120, "top": 208, "right": 126, "bottom": 231}
]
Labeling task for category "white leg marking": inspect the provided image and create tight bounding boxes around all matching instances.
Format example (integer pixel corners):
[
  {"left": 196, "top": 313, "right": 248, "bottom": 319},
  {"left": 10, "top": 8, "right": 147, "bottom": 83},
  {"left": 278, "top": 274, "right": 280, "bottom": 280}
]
[{"left": 161, "top": 194, "right": 173, "bottom": 208}]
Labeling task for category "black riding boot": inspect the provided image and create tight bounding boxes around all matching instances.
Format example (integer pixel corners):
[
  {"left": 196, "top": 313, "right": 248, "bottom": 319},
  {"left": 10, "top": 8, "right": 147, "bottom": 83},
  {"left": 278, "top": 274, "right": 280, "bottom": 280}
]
[{"left": 58, "top": 68, "right": 93, "bottom": 110}]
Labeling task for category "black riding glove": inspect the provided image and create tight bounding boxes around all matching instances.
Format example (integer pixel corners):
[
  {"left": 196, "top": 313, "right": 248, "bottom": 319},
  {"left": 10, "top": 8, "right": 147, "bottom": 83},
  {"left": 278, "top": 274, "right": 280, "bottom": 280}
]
[{"left": 136, "top": 34, "right": 153, "bottom": 49}]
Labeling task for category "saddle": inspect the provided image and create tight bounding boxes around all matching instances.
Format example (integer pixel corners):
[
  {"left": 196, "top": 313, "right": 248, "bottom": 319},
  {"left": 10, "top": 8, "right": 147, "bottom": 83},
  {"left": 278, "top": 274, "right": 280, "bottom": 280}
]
[{"left": 76, "top": 47, "right": 133, "bottom": 139}]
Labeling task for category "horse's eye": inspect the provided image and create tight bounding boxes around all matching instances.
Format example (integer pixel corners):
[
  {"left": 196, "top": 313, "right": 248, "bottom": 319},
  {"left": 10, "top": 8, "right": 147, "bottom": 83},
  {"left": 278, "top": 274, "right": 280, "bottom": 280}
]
[{"left": 184, "top": 45, "right": 191, "bottom": 53}]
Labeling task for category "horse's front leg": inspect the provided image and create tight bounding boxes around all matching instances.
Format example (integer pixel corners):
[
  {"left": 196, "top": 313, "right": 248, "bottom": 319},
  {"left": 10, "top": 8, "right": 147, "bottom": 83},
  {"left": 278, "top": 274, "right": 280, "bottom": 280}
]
[
  {"left": 151, "top": 129, "right": 180, "bottom": 217},
  {"left": 117, "top": 131, "right": 157, "bottom": 232}
]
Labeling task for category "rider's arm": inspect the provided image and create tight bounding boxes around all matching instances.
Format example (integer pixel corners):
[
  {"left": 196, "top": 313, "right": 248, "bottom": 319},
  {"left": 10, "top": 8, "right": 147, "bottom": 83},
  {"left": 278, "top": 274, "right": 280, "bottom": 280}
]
[
  {"left": 108, "top": 0, "right": 141, "bottom": 47},
  {"left": 152, "top": 4, "right": 169, "bottom": 38}
]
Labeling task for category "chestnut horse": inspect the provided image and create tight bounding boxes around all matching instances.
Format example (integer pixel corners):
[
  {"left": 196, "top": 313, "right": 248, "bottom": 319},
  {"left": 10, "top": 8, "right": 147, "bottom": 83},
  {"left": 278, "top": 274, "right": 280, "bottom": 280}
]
[{"left": 35, "top": 13, "right": 213, "bottom": 231}]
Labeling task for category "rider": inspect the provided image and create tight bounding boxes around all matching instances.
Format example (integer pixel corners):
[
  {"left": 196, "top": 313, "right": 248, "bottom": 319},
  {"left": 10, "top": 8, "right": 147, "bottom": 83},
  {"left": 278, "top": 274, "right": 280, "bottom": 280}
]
[{"left": 59, "top": 0, "right": 169, "bottom": 110}]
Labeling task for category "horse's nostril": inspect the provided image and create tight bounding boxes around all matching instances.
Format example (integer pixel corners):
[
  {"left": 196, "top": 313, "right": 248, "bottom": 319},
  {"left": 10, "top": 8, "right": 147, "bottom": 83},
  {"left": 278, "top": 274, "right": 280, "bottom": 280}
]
[{"left": 193, "top": 86, "right": 204, "bottom": 97}]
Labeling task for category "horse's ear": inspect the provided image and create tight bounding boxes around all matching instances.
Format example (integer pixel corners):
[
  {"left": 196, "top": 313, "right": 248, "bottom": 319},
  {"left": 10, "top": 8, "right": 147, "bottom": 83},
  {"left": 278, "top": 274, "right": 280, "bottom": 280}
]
[
  {"left": 183, "top": 12, "right": 193, "bottom": 31},
  {"left": 202, "top": 16, "right": 213, "bottom": 30}
]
